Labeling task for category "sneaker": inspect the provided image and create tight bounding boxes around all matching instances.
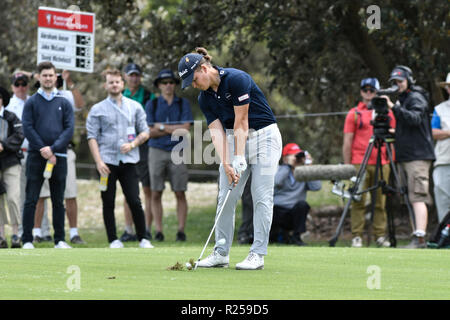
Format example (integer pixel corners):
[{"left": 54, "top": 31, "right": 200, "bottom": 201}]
[
  {"left": 33, "top": 235, "right": 43, "bottom": 243},
  {"left": 351, "top": 236, "right": 363, "bottom": 248},
  {"left": 23, "top": 242, "right": 35, "bottom": 249},
  {"left": 0, "top": 237, "right": 8, "bottom": 248},
  {"left": 155, "top": 231, "right": 164, "bottom": 242},
  {"left": 110, "top": 239, "right": 124, "bottom": 248},
  {"left": 376, "top": 236, "right": 390, "bottom": 248},
  {"left": 139, "top": 238, "right": 154, "bottom": 248},
  {"left": 401, "top": 235, "right": 427, "bottom": 249},
  {"left": 11, "top": 235, "right": 21, "bottom": 248},
  {"left": 54, "top": 241, "right": 72, "bottom": 249},
  {"left": 290, "top": 234, "right": 307, "bottom": 246},
  {"left": 196, "top": 250, "right": 229, "bottom": 268},
  {"left": 70, "top": 235, "right": 86, "bottom": 245},
  {"left": 176, "top": 231, "right": 186, "bottom": 242},
  {"left": 236, "top": 252, "right": 264, "bottom": 270},
  {"left": 42, "top": 235, "right": 53, "bottom": 242},
  {"left": 145, "top": 230, "right": 152, "bottom": 240},
  {"left": 119, "top": 231, "right": 137, "bottom": 242}
]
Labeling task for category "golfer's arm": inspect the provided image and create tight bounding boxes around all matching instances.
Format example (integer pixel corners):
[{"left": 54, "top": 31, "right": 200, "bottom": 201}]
[
  {"left": 233, "top": 104, "right": 249, "bottom": 157},
  {"left": 209, "top": 119, "right": 231, "bottom": 165}
]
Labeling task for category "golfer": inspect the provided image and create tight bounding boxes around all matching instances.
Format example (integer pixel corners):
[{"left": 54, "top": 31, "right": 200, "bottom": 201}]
[{"left": 178, "top": 47, "right": 282, "bottom": 270}]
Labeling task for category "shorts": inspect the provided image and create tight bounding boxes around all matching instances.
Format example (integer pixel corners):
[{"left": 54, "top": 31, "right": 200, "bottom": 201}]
[
  {"left": 397, "top": 160, "right": 432, "bottom": 204},
  {"left": 148, "top": 147, "right": 188, "bottom": 192},
  {"left": 40, "top": 149, "right": 77, "bottom": 199},
  {"left": 136, "top": 144, "right": 150, "bottom": 187}
]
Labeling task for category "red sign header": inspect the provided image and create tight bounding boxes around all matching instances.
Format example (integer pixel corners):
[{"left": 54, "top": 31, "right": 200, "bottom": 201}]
[{"left": 38, "top": 8, "right": 94, "bottom": 33}]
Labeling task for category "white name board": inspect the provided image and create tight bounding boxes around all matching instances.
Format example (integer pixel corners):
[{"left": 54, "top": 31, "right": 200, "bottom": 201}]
[{"left": 37, "top": 6, "right": 95, "bottom": 73}]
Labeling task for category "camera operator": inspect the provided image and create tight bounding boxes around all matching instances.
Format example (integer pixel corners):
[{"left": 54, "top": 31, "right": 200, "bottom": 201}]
[
  {"left": 382, "top": 66, "right": 435, "bottom": 249},
  {"left": 343, "top": 78, "right": 396, "bottom": 248},
  {"left": 270, "top": 143, "right": 321, "bottom": 246}
]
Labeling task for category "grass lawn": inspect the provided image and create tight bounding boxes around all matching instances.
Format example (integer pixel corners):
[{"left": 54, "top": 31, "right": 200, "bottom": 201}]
[
  {"left": 1, "top": 180, "right": 448, "bottom": 300},
  {"left": 1, "top": 244, "right": 449, "bottom": 300}
]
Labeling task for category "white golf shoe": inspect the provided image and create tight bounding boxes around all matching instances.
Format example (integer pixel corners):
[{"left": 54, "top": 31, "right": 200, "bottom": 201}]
[
  {"left": 196, "top": 250, "right": 229, "bottom": 268},
  {"left": 139, "top": 239, "right": 154, "bottom": 248},
  {"left": 110, "top": 239, "right": 124, "bottom": 248},
  {"left": 236, "top": 252, "right": 264, "bottom": 270},
  {"left": 351, "top": 236, "right": 363, "bottom": 248},
  {"left": 23, "top": 242, "right": 35, "bottom": 249},
  {"left": 54, "top": 241, "right": 72, "bottom": 249}
]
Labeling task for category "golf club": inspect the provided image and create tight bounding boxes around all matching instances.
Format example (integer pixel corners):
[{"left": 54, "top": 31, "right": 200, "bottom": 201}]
[{"left": 194, "top": 182, "right": 235, "bottom": 270}]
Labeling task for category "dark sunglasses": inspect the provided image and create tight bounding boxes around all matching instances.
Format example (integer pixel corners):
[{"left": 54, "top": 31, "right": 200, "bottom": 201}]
[
  {"left": 14, "top": 82, "right": 28, "bottom": 87},
  {"left": 160, "top": 80, "right": 175, "bottom": 85},
  {"left": 362, "top": 87, "right": 376, "bottom": 93}
]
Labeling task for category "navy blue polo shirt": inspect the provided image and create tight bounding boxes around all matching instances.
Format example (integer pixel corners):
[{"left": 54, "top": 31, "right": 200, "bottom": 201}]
[
  {"left": 145, "top": 95, "right": 193, "bottom": 152},
  {"left": 198, "top": 67, "right": 276, "bottom": 131}
]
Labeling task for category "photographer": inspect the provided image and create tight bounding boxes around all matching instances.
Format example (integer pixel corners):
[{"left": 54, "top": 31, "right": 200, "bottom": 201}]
[
  {"left": 270, "top": 143, "right": 321, "bottom": 246},
  {"left": 382, "top": 66, "right": 435, "bottom": 249},
  {"left": 343, "top": 78, "right": 396, "bottom": 248}
]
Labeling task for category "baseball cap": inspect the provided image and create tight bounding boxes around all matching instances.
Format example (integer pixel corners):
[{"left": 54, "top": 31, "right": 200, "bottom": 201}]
[
  {"left": 178, "top": 53, "right": 203, "bottom": 89},
  {"left": 124, "top": 63, "right": 142, "bottom": 75},
  {"left": 282, "top": 143, "right": 303, "bottom": 157},
  {"left": 360, "top": 78, "right": 380, "bottom": 90},
  {"left": 388, "top": 67, "right": 408, "bottom": 82},
  {"left": 11, "top": 72, "right": 29, "bottom": 86},
  {"left": 154, "top": 69, "right": 180, "bottom": 87},
  {"left": 0, "top": 87, "right": 11, "bottom": 107}
]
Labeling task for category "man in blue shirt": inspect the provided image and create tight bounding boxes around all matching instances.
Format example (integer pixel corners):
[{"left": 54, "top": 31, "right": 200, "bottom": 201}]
[
  {"left": 21, "top": 61, "right": 74, "bottom": 249},
  {"left": 87, "top": 68, "right": 152, "bottom": 249},
  {"left": 145, "top": 69, "right": 193, "bottom": 242}
]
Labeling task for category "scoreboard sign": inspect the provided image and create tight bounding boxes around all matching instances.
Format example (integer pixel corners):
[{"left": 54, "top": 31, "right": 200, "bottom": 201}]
[{"left": 37, "top": 7, "right": 95, "bottom": 73}]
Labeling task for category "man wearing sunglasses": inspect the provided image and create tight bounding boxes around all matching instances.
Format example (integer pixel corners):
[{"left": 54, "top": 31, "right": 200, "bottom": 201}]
[
  {"left": 145, "top": 69, "right": 193, "bottom": 242},
  {"left": 343, "top": 78, "right": 396, "bottom": 248}
]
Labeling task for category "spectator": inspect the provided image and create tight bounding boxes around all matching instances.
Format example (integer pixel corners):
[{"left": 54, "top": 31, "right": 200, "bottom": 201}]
[
  {"left": 0, "top": 86, "right": 24, "bottom": 248},
  {"left": 145, "top": 69, "right": 193, "bottom": 242},
  {"left": 5, "top": 71, "right": 31, "bottom": 239},
  {"left": 21, "top": 61, "right": 74, "bottom": 249},
  {"left": 120, "top": 63, "right": 154, "bottom": 242},
  {"left": 179, "top": 48, "right": 282, "bottom": 270},
  {"left": 33, "top": 70, "right": 86, "bottom": 244},
  {"left": 86, "top": 68, "right": 152, "bottom": 249},
  {"left": 271, "top": 143, "right": 321, "bottom": 246},
  {"left": 383, "top": 66, "right": 436, "bottom": 249},
  {"left": 431, "top": 73, "right": 450, "bottom": 223},
  {"left": 342, "top": 78, "right": 396, "bottom": 248}
]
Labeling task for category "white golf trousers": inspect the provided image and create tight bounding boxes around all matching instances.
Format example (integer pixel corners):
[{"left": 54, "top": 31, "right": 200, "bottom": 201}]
[{"left": 214, "top": 124, "right": 282, "bottom": 256}]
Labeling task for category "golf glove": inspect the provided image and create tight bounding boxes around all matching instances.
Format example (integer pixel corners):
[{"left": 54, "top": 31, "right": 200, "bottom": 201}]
[{"left": 232, "top": 155, "right": 247, "bottom": 175}]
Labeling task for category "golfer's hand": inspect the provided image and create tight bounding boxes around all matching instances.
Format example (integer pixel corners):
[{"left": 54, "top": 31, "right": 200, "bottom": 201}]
[
  {"left": 232, "top": 155, "right": 247, "bottom": 176},
  {"left": 96, "top": 160, "right": 110, "bottom": 177},
  {"left": 224, "top": 163, "right": 239, "bottom": 185}
]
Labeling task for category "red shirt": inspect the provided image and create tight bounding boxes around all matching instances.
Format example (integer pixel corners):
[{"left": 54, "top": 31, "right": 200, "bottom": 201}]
[{"left": 343, "top": 101, "right": 396, "bottom": 165}]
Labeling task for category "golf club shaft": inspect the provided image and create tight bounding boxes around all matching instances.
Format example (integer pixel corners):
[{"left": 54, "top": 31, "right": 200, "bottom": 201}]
[{"left": 194, "top": 183, "right": 234, "bottom": 270}]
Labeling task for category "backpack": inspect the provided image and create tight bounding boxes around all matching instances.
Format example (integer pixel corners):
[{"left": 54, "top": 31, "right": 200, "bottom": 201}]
[{"left": 429, "top": 210, "right": 450, "bottom": 248}]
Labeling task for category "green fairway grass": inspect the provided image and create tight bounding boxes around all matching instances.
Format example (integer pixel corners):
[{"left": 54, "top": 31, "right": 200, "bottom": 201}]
[{"left": 1, "top": 244, "right": 449, "bottom": 300}]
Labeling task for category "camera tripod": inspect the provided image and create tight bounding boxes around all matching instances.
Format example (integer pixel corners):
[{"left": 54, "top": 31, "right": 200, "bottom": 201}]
[{"left": 329, "top": 131, "right": 416, "bottom": 247}]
